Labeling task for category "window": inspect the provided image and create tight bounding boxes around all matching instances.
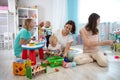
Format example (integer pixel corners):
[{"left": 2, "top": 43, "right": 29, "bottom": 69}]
[{"left": 78, "top": 0, "right": 120, "bottom": 23}]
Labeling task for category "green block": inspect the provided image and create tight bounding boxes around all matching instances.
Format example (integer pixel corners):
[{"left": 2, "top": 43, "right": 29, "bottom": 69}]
[
  {"left": 26, "top": 66, "right": 32, "bottom": 79},
  {"left": 47, "top": 56, "right": 64, "bottom": 68},
  {"left": 115, "top": 43, "right": 120, "bottom": 52}
]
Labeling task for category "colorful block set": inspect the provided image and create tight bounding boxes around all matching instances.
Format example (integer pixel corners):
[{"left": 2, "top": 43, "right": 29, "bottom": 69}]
[{"left": 13, "top": 59, "right": 47, "bottom": 79}]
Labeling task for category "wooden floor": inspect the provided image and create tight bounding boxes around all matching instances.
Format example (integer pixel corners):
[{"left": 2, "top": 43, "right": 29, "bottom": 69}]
[{"left": 0, "top": 45, "right": 120, "bottom": 80}]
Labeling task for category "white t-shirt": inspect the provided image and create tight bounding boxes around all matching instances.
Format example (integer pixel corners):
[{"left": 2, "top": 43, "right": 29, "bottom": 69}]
[
  {"left": 48, "top": 43, "right": 61, "bottom": 50},
  {"left": 54, "top": 29, "right": 74, "bottom": 49}
]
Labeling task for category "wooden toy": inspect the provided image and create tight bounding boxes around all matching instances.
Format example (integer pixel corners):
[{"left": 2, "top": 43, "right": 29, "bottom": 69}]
[
  {"left": 13, "top": 62, "right": 26, "bottom": 76},
  {"left": 13, "top": 59, "right": 31, "bottom": 76},
  {"left": 26, "top": 62, "right": 47, "bottom": 79},
  {"left": 22, "top": 43, "right": 44, "bottom": 65},
  {"left": 47, "top": 56, "right": 64, "bottom": 68},
  {"left": 48, "top": 68, "right": 59, "bottom": 74}
]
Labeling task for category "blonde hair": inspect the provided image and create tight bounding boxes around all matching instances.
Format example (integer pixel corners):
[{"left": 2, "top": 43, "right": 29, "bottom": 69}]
[
  {"left": 49, "top": 34, "right": 57, "bottom": 44},
  {"left": 45, "top": 21, "right": 51, "bottom": 28},
  {"left": 23, "top": 19, "right": 33, "bottom": 30}
]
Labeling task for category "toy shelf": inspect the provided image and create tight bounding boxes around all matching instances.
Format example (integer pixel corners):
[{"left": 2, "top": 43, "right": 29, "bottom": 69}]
[{"left": 17, "top": 7, "right": 38, "bottom": 40}]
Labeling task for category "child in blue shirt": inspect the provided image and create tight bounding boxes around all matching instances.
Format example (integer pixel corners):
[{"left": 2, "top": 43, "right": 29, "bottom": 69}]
[
  {"left": 44, "top": 21, "right": 52, "bottom": 48},
  {"left": 14, "top": 19, "right": 35, "bottom": 57}
]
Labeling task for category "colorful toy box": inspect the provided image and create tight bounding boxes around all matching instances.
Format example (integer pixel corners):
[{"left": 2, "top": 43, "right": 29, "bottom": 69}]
[
  {"left": 47, "top": 56, "right": 64, "bottom": 68},
  {"left": 13, "top": 59, "right": 31, "bottom": 76}
]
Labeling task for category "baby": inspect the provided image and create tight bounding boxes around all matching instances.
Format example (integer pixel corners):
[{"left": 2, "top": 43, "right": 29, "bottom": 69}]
[{"left": 44, "top": 34, "right": 62, "bottom": 59}]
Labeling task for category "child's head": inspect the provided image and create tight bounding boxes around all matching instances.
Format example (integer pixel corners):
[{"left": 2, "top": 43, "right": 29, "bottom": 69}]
[
  {"left": 23, "top": 19, "right": 34, "bottom": 31},
  {"left": 44, "top": 21, "right": 51, "bottom": 28},
  {"left": 49, "top": 34, "right": 57, "bottom": 47},
  {"left": 38, "top": 21, "right": 44, "bottom": 28}
]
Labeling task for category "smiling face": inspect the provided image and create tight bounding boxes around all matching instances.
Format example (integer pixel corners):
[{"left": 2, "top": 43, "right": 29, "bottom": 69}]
[{"left": 63, "top": 24, "right": 72, "bottom": 35}]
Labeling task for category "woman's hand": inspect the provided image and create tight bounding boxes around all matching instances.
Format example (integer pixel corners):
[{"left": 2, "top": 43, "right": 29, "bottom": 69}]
[
  {"left": 63, "top": 53, "right": 67, "bottom": 58},
  {"left": 103, "top": 40, "right": 114, "bottom": 46}
]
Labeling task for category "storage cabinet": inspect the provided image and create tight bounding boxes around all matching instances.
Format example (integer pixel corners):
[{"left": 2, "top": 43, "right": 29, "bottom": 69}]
[{"left": 17, "top": 7, "right": 38, "bottom": 40}]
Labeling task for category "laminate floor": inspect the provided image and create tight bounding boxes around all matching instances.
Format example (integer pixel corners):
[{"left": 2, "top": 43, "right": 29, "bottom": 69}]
[{"left": 0, "top": 45, "right": 120, "bottom": 80}]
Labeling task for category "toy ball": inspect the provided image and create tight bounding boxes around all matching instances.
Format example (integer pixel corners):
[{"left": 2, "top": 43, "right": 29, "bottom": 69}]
[
  {"left": 72, "top": 62, "right": 76, "bottom": 67},
  {"left": 114, "top": 55, "right": 119, "bottom": 59},
  {"left": 64, "top": 57, "right": 69, "bottom": 62}
]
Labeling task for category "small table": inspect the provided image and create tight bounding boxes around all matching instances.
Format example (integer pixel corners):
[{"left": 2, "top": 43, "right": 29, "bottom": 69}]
[{"left": 22, "top": 43, "right": 44, "bottom": 65}]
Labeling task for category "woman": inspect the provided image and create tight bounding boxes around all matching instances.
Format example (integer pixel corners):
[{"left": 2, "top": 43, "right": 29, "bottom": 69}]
[
  {"left": 54, "top": 20, "right": 76, "bottom": 59},
  {"left": 74, "top": 13, "right": 114, "bottom": 67}
]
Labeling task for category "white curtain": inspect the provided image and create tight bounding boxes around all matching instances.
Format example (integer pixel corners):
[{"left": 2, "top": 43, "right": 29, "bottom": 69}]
[{"left": 51, "top": 0, "right": 67, "bottom": 33}]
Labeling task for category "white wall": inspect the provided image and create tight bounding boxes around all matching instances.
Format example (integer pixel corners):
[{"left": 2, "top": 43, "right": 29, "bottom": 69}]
[{"left": 17, "top": 0, "right": 53, "bottom": 22}]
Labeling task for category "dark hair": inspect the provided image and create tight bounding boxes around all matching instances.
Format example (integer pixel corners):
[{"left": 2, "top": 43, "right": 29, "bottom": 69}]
[
  {"left": 85, "top": 13, "right": 100, "bottom": 35},
  {"left": 65, "top": 20, "right": 76, "bottom": 34}
]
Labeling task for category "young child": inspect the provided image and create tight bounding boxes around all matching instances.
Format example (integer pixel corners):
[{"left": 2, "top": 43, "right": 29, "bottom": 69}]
[
  {"left": 14, "top": 19, "right": 35, "bottom": 58},
  {"left": 44, "top": 21, "right": 52, "bottom": 48},
  {"left": 44, "top": 34, "right": 62, "bottom": 59},
  {"left": 38, "top": 21, "right": 44, "bottom": 35},
  {"left": 38, "top": 21, "right": 46, "bottom": 42}
]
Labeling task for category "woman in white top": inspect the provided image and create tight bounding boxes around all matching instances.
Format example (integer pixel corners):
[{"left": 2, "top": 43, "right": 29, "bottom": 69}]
[{"left": 54, "top": 20, "right": 76, "bottom": 59}]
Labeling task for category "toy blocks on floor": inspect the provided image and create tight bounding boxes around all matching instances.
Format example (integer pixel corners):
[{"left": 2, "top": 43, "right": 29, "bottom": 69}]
[{"left": 13, "top": 58, "right": 47, "bottom": 79}]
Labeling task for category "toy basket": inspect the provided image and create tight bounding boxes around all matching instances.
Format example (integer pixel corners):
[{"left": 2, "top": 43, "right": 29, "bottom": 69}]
[{"left": 47, "top": 56, "right": 64, "bottom": 67}]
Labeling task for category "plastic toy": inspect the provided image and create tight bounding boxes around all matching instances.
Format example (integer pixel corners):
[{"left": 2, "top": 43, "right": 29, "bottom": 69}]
[
  {"left": 13, "top": 62, "right": 26, "bottom": 76},
  {"left": 114, "top": 55, "right": 120, "bottom": 59},
  {"left": 26, "top": 62, "right": 47, "bottom": 79},
  {"left": 64, "top": 57, "right": 69, "bottom": 62},
  {"left": 47, "top": 56, "right": 64, "bottom": 67},
  {"left": 62, "top": 61, "right": 76, "bottom": 68},
  {"left": 115, "top": 43, "right": 120, "bottom": 52}
]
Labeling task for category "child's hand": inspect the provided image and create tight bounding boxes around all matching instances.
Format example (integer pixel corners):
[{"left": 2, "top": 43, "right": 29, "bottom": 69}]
[
  {"left": 31, "top": 36, "right": 36, "bottom": 40},
  {"left": 54, "top": 53, "right": 59, "bottom": 56}
]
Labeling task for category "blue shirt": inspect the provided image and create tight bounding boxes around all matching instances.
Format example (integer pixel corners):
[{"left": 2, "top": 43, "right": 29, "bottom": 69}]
[
  {"left": 44, "top": 27, "right": 52, "bottom": 36},
  {"left": 14, "top": 28, "right": 32, "bottom": 57}
]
